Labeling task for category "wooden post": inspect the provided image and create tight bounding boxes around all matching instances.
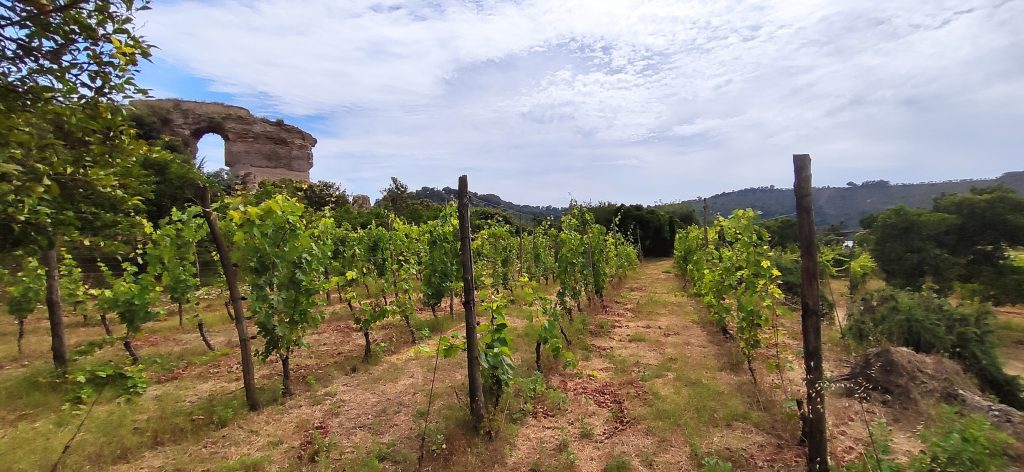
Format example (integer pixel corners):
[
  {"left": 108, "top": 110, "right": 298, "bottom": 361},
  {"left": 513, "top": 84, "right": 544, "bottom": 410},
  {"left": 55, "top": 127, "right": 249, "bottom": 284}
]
[
  {"left": 702, "top": 198, "right": 709, "bottom": 249},
  {"left": 793, "top": 154, "right": 829, "bottom": 471},
  {"left": 198, "top": 185, "right": 260, "bottom": 412},
  {"left": 40, "top": 242, "right": 68, "bottom": 371},
  {"left": 457, "top": 175, "right": 487, "bottom": 431}
]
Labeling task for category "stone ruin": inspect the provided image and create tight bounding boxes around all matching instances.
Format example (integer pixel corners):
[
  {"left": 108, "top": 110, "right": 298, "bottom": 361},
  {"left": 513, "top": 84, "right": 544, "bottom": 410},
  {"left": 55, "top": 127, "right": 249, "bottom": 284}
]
[{"left": 130, "top": 99, "right": 315, "bottom": 182}]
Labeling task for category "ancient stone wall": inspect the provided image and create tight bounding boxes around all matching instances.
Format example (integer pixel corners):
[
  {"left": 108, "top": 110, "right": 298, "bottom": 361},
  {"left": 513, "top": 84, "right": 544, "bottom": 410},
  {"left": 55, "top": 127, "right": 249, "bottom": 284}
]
[{"left": 130, "top": 99, "right": 315, "bottom": 182}]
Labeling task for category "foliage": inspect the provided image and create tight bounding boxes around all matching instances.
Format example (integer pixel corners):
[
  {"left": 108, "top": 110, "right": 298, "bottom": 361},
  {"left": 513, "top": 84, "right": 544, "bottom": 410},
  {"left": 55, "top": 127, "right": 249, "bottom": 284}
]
[
  {"left": 909, "top": 407, "right": 1012, "bottom": 471},
  {"left": 847, "top": 288, "right": 1024, "bottom": 408},
  {"left": 0, "top": 0, "right": 152, "bottom": 104},
  {"left": 1, "top": 0, "right": 162, "bottom": 253},
  {"left": 848, "top": 251, "right": 877, "bottom": 296},
  {"left": 421, "top": 203, "right": 460, "bottom": 312},
  {"left": 841, "top": 410, "right": 1011, "bottom": 472},
  {"left": 228, "top": 196, "right": 332, "bottom": 381},
  {"left": 700, "top": 457, "right": 734, "bottom": 472},
  {"left": 59, "top": 250, "right": 88, "bottom": 314},
  {"left": 867, "top": 186, "right": 1024, "bottom": 304},
  {"left": 64, "top": 363, "right": 148, "bottom": 410},
  {"left": 375, "top": 177, "right": 442, "bottom": 225},
  {"left": 555, "top": 206, "right": 590, "bottom": 316},
  {"left": 474, "top": 222, "right": 517, "bottom": 292},
  {"left": 94, "top": 258, "right": 162, "bottom": 349},
  {"left": 674, "top": 209, "right": 783, "bottom": 382},
  {"left": 529, "top": 294, "right": 577, "bottom": 370},
  {"left": 868, "top": 206, "right": 960, "bottom": 294},
  {"left": 761, "top": 216, "right": 798, "bottom": 248},
  {"left": 478, "top": 290, "right": 515, "bottom": 402},
  {"left": 248, "top": 179, "right": 350, "bottom": 214},
  {"left": 592, "top": 203, "right": 689, "bottom": 257},
  {"left": 6, "top": 256, "right": 44, "bottom": 321},
  {"left": 148, "top": 206, "right": 205, "bottom": 308}
]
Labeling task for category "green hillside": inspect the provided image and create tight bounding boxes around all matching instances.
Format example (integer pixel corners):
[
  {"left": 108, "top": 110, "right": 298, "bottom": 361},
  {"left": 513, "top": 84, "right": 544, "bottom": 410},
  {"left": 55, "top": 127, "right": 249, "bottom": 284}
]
[{"left": 659, "top": 171, "right": 1024, "bottom": 228}]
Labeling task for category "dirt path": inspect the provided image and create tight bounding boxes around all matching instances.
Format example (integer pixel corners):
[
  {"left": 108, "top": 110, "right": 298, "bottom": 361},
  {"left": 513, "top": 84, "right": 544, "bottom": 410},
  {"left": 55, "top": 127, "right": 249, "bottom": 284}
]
[{"left": 501, "top": 259, "right": 806, "bottom": 471}]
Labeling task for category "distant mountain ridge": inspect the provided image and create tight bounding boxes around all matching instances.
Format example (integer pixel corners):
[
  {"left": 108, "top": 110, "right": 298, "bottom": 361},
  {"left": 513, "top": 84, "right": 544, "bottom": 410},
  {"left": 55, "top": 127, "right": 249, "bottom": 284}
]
[
  {"left": 413, "top": 186, "right": 564, "bottom": 220},
  {"left": 658, "top": 171, "right": 1024, "bottom": 229}
]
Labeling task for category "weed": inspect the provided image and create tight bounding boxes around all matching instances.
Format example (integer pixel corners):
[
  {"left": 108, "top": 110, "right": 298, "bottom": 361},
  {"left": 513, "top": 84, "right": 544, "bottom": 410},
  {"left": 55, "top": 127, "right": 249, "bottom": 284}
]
[
  {"left": 700, "top": 456, "right": 734, "bottom": 472},
  {"left": 215, "top": 455, "right": 272, "bottom": 472},
  {"left": 603, "top": 454, "right": 633, "bottom": 472},
  {"left": 626, "top": 332, "right": 649, "bottom": 343},
  {"left": 579, "top": 419, "right": 595, "bottom": 439}
]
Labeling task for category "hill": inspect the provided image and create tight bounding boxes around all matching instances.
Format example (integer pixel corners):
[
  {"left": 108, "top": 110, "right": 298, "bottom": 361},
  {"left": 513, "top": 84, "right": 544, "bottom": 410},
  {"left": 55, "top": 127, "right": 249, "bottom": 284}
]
[
  {"left": 658, "top": 171, "right": 1024, "bottom": 228},
  {"left": 413, "top": 186, "right": 564, "bottom": 220}
]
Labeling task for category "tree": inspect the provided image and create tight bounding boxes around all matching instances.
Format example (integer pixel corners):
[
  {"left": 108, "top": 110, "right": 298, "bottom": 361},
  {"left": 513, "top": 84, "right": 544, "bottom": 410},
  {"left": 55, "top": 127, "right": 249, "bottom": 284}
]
[
  {"left": 866, "top": 186, "right": 1024, "bottom": 304},
  {"left": 933, "top": 186, "right": 1024, "bottom": 304},
  {"left": 1, "top": 0, "right": 156, "bottom": 371},
  {"left": 592, "top": 204, "right": 682, "bottom": 257},
  {"left": 228, "top": 195, "right": 333, "bottom": 396},
  {"left": 376, "top": 177, "right": 441, "bottom": 224},
  {"left": 868, "top": 206, "right": 960, "bottom": 293}
]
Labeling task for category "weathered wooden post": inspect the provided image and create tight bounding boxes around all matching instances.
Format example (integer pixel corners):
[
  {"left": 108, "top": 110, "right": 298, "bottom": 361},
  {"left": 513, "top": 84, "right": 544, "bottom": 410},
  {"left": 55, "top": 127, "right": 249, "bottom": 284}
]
[
  {"left": 702, "top": 198, "right": 709, "bottom": 249},
  {"left": 457, "top": 175, "right": 487, "bottom": 431},
  {"left": 198, "top": 185, "right": 260, "bottom": 412},
  {"left": 793, "top": 154, "right": 829, "bottom": 471}
]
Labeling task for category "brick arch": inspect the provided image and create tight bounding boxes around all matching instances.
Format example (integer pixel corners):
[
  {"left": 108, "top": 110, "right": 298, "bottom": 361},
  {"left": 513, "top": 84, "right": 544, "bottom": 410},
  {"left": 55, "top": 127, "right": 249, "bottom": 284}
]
[{"left": 130, "top": 99, "right": 315, "bottom": 182}]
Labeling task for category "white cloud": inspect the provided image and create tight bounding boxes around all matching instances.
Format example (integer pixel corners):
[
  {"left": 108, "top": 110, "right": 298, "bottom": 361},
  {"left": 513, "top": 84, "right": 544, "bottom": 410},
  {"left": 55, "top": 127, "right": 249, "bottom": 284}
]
[{"left": 140, "top": 0, "right": 1024, "bottom": 205}]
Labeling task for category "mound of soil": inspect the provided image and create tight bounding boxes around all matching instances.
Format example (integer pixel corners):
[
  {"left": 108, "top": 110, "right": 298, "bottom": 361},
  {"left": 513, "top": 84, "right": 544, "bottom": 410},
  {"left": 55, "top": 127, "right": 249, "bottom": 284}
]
[
  {"left": 839, "top": 347, "right": 1024, "bottom": 438},
  {"left": 838, "top": 346, "right": 977, "bottom": 409}
]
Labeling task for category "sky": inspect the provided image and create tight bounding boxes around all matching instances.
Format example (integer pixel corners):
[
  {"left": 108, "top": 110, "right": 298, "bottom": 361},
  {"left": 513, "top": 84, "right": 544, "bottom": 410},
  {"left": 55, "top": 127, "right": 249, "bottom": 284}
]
[{"left": 136, "top": 0, "right": 1024, "bottom": 206}]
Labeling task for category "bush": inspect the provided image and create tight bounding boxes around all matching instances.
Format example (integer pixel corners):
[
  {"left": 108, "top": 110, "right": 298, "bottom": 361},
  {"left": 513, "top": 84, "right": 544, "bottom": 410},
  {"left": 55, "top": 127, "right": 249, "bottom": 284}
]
[
  {"left": 841, "top": 409, "right": 1011, "bottom": 472},
  {"left": 910, "top": 407, "right": 1012, "bottom": 472},
  {"left": 847, "top": 288, "right": 1024, "bottom": 409}
]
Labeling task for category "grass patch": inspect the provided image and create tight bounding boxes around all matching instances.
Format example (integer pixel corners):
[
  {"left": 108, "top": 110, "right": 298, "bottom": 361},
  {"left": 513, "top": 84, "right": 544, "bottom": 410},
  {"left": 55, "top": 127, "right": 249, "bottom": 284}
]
[
  {"left": 626, "top": 332, "right": 649, "bottom": 343},
  {"left": 640, "top": 358, "right": 761, "bottom": 456},
  {"left": 214, "top": 455, "right": 273, "bottom": 472},
  {"left": 413, "top": 312, "right": 459, "bottom": 336},
  {"left": 603, "top": 453, "right": 633, "bottom": 472},
  {"left": 592, "top": 318, "right": 614, "bottom": 335},
  {"left": 634, "top": 293, "right": 670, "bottom": 319},
  {"left": 527, "top": 429, "right": 578, "bottom": 471},
  {"left": 0, "top": 385, "right": 281, "bottom": 471},
  {"left": 142, "top": 346, "right": 230, "bottom": 375},
  {"left": 0, "top": 364, "right": 67, "bottom": 422},
  {"left": 994, "top": 317, "right": 1024, "bottom": 348}
]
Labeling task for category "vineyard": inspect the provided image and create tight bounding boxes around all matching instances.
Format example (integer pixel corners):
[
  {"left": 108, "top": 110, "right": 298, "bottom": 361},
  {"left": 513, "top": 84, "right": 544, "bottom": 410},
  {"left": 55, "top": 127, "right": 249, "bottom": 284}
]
[
  {"left": 3, "top": 170, "right": 1020, "bottom": 471},
  {"left": 3, "top": 2, "right": 1024, "bottom": 471}
]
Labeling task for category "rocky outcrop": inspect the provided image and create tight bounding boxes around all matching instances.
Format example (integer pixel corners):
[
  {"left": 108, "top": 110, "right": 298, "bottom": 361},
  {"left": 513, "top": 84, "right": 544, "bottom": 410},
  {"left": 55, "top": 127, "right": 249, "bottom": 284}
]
[
  {"left": 351, "top": 194, "right": 372, "bottom": 211},
  {"left": 130, "top": 99, "right": 315, "bottom": 182}
]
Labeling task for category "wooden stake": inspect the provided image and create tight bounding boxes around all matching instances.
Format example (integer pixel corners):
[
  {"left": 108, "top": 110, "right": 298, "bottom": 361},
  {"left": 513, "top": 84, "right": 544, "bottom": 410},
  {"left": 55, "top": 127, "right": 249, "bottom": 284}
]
[
  {"left": 198, "top": 185, "right": 260, "bottom": 412},
  {"left": 793, "top": 154, "right": 829, "bottom": 471},
  {"left": 40, "top": 242, "right": 68, "bottom": 371},
  {"left": 702, "top": 198, "right": 709, "bottom": 249},
  {"left": 457, "top": 175, "right": 487, "bottom": 431}
]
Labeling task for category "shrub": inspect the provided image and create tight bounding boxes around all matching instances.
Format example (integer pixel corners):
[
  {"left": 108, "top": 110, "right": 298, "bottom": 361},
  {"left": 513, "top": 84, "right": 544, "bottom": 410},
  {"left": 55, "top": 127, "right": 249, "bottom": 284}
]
[
  {"left": 841, "top": 410, "right": 1011, "bottom": 472},
  {"left": 847, "top": 288, "right": 1024, "bottom": 408},
  {"left": 909, "top": 407, "right": 1012, "bottom": 472}
]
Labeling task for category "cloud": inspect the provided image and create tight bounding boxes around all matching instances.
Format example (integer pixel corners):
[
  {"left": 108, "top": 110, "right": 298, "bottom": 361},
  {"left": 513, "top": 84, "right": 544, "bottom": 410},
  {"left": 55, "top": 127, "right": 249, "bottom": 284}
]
[{"left": 139, "top": 0, "right": 1024, "bottom": 205}]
